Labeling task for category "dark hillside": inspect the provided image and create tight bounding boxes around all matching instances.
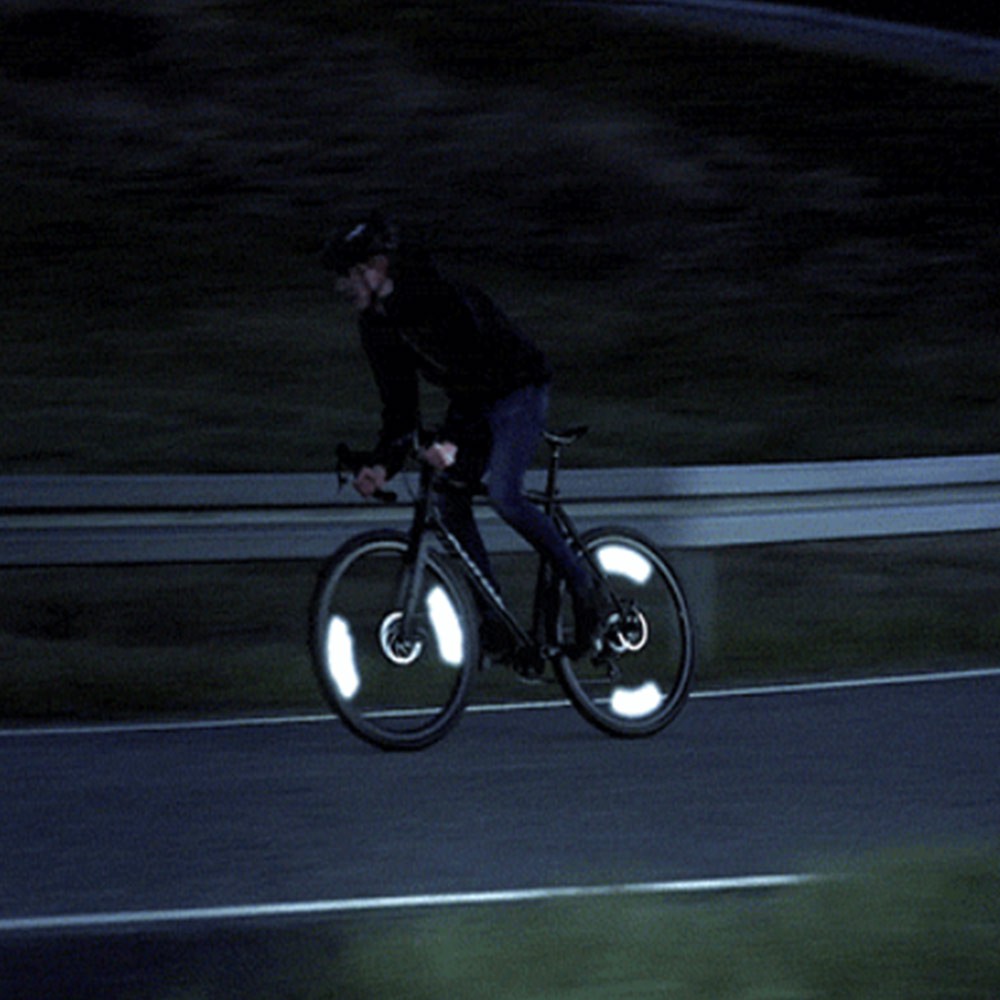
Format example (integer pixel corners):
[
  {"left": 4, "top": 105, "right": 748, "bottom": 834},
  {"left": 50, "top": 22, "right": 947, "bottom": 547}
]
[
  {"left": 1, "top": 1, "right": 996, "bottom": 471},
  {"left": 744, "top": 0, "right": 999, "bottom": 38}
]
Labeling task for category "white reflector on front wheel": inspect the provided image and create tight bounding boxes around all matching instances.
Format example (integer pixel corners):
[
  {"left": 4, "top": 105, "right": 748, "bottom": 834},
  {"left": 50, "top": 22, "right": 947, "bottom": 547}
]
[
  {"left": 426, "top": 586, "right": 464, "bottom": 666},
  {"left": 609, "top": 681, "right": 664, "bottom": 718},
  {"left": 596, "top": 544, "right": 653, "bottom": 585},
  {"left": 325, "top": 616, "right": 360, "bottom": 700}
]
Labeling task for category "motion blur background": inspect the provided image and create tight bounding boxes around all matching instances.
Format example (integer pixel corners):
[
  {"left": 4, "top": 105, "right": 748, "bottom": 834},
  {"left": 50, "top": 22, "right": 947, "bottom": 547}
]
[
  {"left": 1, "top": 1, "right": 998, "bottom": 718},
  {"left": 2, "top": 0, "right": 997, "bottom": 473}
]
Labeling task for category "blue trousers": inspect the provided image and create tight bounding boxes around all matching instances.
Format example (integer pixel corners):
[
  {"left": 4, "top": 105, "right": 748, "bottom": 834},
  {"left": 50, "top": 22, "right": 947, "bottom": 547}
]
[{"left": 437, "top": 384, "right": 591, "bottom": 600}]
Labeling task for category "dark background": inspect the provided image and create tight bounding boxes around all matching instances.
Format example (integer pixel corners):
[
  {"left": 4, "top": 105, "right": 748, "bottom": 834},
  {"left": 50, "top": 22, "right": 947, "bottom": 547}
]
[
  {"left": 1, "top": 0, "right": 997, "bottom": 473},
  {"left": 754, "top": 0, "right": 998, "bottom": 38}
]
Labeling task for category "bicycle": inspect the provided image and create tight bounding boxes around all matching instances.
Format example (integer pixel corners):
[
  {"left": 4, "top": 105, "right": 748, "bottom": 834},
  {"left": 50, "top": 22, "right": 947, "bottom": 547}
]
[{"left": 309, "top": 426, "right": 695, "bottom": 750}]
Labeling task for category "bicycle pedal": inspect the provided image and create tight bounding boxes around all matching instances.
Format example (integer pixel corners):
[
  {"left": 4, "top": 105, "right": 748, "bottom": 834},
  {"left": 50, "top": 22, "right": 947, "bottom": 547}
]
[
  {"left": 511, "top": 663, "right": 547, "bottom": 684},
  {"left": 511, "top": 648, "right": 547, "bottom": 683}
]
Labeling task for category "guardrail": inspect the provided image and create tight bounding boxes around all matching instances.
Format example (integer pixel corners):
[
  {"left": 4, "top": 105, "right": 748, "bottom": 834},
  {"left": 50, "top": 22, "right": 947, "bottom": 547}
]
[{"left": 3, "top": 454, "right": 1000, "bottom": 567}]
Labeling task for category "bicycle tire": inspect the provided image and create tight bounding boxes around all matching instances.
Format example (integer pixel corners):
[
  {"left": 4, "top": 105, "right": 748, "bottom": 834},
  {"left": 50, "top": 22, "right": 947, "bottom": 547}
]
[
  {"left": 553, "top": 527, "right": 695, "bottom": 737},
  {"left": 309, "top": 530, "right": 479, "bottom": 750}
]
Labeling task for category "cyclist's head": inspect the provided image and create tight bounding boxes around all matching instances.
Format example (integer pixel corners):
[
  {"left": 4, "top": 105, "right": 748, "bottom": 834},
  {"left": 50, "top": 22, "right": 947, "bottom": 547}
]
[{"left": 321, "top": 211, "right": 400, "bottom": 275}]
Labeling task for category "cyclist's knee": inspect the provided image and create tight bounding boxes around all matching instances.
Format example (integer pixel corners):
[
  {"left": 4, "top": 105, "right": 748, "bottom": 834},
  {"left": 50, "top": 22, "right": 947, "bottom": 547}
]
[
  {"left": 488, "top": 481, "right": 525, "bottom": 522},
  {"left": 489, "top": 487, "right": 534, "bottom": 527}
]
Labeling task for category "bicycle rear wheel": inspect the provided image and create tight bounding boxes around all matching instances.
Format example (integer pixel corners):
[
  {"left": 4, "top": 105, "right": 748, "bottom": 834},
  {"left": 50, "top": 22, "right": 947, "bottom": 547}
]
[
  {"left": 310, "top": 530, "right": 479, "bottom": 750},
  {"left": 554, "top": 527, "right": 695, "bottom": 737}
]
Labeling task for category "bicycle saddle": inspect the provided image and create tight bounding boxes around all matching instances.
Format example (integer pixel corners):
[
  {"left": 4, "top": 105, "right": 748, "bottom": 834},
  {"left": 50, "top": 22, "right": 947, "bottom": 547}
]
[{"left": 544, "top": 425, "right": 589, "bottom": 447}]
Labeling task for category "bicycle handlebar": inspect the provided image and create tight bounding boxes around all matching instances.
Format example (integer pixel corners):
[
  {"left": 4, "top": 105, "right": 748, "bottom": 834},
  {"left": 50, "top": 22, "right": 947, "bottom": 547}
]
[
  {"left": 336, "top": 435, "right": 487, "bottom": 504},
  {"left": 335, "top": 443, "right": 398, "bottom": 504}
]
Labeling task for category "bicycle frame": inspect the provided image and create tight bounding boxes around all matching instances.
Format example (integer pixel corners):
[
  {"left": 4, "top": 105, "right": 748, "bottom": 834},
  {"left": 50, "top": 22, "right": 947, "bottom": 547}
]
[
  {"left": 315, "top": 430, "right": 696, "bottom": 747},
  {"left": 394, "top": 437, "right": 616, "bottom": 662}
]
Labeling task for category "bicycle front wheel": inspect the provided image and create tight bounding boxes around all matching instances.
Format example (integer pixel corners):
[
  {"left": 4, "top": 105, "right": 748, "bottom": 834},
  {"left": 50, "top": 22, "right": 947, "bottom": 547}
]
[
  {"left": 310, "top": 530, "right": 479, "bottom": 750},
  {"left": 554, "top": 528, "right": 695, "bottom": 737}
]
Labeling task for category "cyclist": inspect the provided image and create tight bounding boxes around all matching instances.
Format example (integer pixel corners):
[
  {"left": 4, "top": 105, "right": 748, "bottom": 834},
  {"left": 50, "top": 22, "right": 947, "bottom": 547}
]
[{"left": 322, "top": 211, "right": 602, "bottom": 658}]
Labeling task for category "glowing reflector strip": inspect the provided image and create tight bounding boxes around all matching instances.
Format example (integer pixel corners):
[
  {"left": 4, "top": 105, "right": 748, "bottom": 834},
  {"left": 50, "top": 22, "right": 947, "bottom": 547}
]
[
  {"left": 596, "top": 544, "right": 653, "bottom": 585},
  {"left": 427, "top": 587, "right": 464, "bottom": 666},
  {"left": 609, "top": 681, "right": 664, "bottom": 718},
  {"left": 325, "top": 617, "right": 360, "bottom": 700}
]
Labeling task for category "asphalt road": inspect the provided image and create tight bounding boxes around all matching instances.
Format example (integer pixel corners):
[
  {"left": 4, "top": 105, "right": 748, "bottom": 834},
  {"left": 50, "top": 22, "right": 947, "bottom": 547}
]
[
  {"left": 2, "top": 672, "right": 997, "bottom": 923},
  {"left": 0, "top": 670, "right": 997, "bottom": 996}
]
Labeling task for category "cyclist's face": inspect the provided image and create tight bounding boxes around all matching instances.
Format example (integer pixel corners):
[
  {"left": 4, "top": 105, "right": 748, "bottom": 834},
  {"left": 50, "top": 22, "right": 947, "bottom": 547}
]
[{"left": 338, "top": 255, "right": 391, "bottom": 311}]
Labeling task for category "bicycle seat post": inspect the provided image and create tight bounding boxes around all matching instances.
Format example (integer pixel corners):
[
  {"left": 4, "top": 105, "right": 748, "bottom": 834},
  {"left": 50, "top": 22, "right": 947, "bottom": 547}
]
[
  {"left": 543, "top": 438, "right": 562, "bottom": 514},
  {"left": 541, "top": 426, "right": 587, "bottom": 513}
]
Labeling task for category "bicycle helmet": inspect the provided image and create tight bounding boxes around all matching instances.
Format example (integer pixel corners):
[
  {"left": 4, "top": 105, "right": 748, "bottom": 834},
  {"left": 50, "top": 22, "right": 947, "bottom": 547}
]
[{"left": 321, "top": 211, "right": 400, "bottom": 275}]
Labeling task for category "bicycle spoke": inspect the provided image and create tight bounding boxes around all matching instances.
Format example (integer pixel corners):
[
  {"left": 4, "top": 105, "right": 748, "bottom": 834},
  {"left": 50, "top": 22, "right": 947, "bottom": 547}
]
[
  {"left": 310, "top": 531, "right": 478, "bottom": 750},
  {"left": 555, "top": 529, "right": 694, "bottom": 737}
]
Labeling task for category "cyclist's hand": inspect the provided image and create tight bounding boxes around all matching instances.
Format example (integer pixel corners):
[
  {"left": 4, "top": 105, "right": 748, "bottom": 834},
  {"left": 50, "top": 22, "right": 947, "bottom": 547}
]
[
  {"left": 423, "top": 441, "right": 458, "bottom": 470},
  {"left": 354, "top": 464, "right": 388, "bottom": 498}
]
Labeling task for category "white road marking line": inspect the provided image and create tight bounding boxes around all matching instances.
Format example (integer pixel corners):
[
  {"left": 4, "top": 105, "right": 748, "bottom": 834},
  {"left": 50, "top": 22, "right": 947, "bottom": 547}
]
[
  {"left": 0, "top": 874, "right": 815, "bottom": 934},
  {"left": 689, "top": 665, "right": 1000, "bottom": 700},
  {"left": 1, "top": 666, "right": 997, "bottom": 740}
]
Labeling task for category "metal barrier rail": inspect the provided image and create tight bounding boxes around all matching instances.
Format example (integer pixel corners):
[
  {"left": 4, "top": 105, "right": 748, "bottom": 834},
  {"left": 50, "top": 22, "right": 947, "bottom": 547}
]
[{"left": 2, "top": 454, "right": 1000, "bottom": 567}]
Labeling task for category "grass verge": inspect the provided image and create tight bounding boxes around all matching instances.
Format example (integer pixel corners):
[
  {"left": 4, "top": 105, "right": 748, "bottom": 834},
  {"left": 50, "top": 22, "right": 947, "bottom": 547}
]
[
  {"left": 319, "top": 846, "right": 1000, "bottom": 999},
  {"left": 41, "top": 844, "right": 984, "bottom": 998},
  {"left": 3, "top": 848, "right": 995, "bottom": 998}
]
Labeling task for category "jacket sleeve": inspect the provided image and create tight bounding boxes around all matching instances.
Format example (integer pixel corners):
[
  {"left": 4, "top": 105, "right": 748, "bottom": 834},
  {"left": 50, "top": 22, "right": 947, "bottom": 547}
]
[{"left": 360, "top": 314, "right": 420, "bottom": 477}]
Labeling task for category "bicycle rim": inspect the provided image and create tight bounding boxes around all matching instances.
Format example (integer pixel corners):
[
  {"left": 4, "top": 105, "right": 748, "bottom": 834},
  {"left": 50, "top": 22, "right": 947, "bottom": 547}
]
[
  {"left": 555, "top": 528, "right": 695, "bottom": 737},
  {"left": 310, "top": 531, "right": 478, "bottom": 750}
]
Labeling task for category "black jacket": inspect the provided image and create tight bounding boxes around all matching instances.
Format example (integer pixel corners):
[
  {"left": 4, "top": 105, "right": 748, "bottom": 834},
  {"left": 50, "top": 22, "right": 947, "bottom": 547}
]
[{"left": 360, "top": 250, "right": 552, "bottom": 474}]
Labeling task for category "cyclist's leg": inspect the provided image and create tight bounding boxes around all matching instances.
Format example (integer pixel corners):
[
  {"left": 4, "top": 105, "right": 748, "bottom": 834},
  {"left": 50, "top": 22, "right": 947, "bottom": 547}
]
[
  {"left": 437, "top": 479, "right": 496, "bottom": 586},
  {"left": 485, "top": 385, "right": 593, "bottom": 603},
  {"left": 435, "top": 420, "right": 513, "bottom": 656}
]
